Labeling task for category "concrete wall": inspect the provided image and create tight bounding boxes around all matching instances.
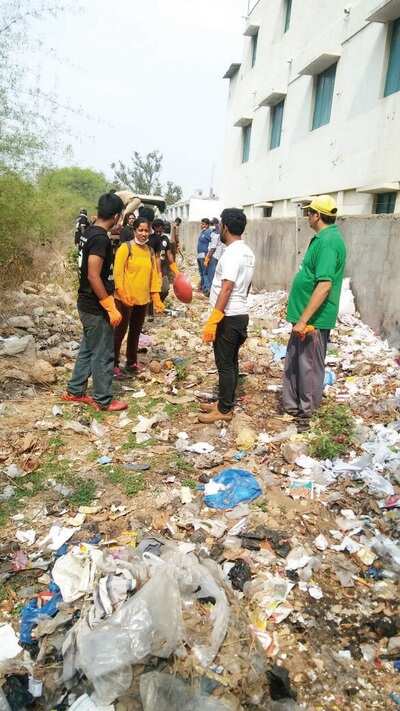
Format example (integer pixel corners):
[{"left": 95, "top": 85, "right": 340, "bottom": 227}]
[
  {"left": 182, "top": 215, "right": 400, "bottom": 346},
  {"left": 222, "top": 0, "right": 400, "bottom": 215}
]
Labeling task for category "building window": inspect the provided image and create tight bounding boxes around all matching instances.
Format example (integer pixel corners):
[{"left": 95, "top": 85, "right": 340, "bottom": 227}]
[
  {"left": 284, "top": 0, "right": 292, "bottom": 33},
  {"left": 374, "top": 192, "right": 397, "bottom": 214},
  {"left": 270, "top": 100, "right": 285, "bottom": 149},
  {"left": 263, "top": 206, "right": 273, "bottom": 217},
  {"left": 312, "top": 63, "right": 337, "bottom": 130},
  {"left": 384, "top": 18, "right": 400, "bottom": 97},
  {"left": 242, "top": 124, "right": 252, "bottom": 162},
  {"left": 251, "top": 31, "right": 258, "bottom": 68}
]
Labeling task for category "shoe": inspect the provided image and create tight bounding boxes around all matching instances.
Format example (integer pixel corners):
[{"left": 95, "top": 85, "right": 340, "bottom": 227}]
[
  {"left": 296, "top": 416, "right": 311, "bottom": 433},
  {"left": 61, "top": 391, "right": 94, "bottom": 406},
  {"left": 199, "top": 401, "right": 217, "bottom": 413},
  {"left": 198, "top": 408, "right": 233, "bottom": 424},
  {"left": 93, "top": 399, "right": 128, "bottom": 412},
  {"left": 125, "top": 362, "right": 145, "bottom": 374},
  {"left": 113, "top": 366, "right": 125, "bottom": 379}
]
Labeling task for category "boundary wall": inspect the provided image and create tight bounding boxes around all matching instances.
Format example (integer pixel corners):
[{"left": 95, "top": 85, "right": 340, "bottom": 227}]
[{"left": 181, "top": 216, "right": 400, "bottom": 347}]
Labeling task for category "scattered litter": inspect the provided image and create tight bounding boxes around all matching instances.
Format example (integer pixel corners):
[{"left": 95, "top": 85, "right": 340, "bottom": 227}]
[
  {"left": 204, "top": 469, "right": 262, "bottom": 509},
  {"left": 0, "top": 624, "right": 22, "bottom": 662}
]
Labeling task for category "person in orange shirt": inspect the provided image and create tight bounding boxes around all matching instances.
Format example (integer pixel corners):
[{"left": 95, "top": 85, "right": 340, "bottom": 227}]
[{"left": 113, "top": 217, "right": 164, "bottom": 376}]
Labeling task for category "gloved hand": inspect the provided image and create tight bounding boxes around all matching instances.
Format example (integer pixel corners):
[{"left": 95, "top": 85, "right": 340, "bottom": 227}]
[
  {"left": 202, "top": 308, "right": 224, "bottom": 343},
  {"left": 151, "top": 292, "right": 165, "bottom": 314},
  {"left": 294, "top": 324, "right": 315, "bottom": 341},
  {"left": 204, "top": 255, "right": 210, "bottom": 268},
  {"left": 100, "top": 295, "right": 122, "bottom": 327},
  {"left": 169, "top": 262, "right": 180, "bottom": 276}
]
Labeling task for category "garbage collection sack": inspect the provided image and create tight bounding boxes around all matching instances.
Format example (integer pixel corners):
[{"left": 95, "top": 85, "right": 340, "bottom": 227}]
[
  {"left": 204, "top": 469, "right": 262, "bottom": 509},
  {"left": 140, "top": 672, "right": 231, "bottom": 711},
  {"left": 76, "top": 566, "right": 183, "bottom": 704}
]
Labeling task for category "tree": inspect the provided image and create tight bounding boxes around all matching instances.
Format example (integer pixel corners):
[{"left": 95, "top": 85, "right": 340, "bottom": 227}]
[
  {"left": 0, "top": 1, "right": 71, "bottom": 173},
  {"left": 37, "top": 167, "right": 109, "bottom": 207},
  {"left": 164, "top": 181, "right": 183, "bottom": 206},
  {"left": 111, "top": 150, "right": 163, "bottom": 195}
]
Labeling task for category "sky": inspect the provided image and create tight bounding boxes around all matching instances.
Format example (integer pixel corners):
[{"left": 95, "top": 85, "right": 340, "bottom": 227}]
[{"left": 31, "top": 0, "right": 248, "bottom": 197}]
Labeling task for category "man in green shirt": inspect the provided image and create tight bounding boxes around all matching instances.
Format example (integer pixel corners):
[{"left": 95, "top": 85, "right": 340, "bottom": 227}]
[{"left": 282, "top": 195, "right": 346, "bottom": 428}]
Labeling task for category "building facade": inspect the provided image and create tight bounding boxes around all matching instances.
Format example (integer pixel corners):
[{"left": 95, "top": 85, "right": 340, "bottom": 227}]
[
  {"left": 222, "top": 0, "right": 400, "bottom": 217},
  {"left": 165, "top": 194, "right": 223, "bottom": 222}
]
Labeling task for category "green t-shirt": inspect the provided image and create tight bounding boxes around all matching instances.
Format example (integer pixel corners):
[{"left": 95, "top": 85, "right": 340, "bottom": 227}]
[{"left": 287, "top": 224, "right": 347, "bottom": 329}]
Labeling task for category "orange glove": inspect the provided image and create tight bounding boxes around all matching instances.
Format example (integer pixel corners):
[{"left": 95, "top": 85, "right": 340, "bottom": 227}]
[
  {"left": 169, "top": 262, "right": 179, "bottom": 276},
  {"left": 204, "top": 255, "right": 210, "bottom": 268},
  {"left": 202, "top": 308, "right": 224, "bottom": 343},
  {"left": 100, "top": 295, "right": 122, "bottom": 327},
  {"left": 151, "top": 293, "right": 165, "bottom": 314},
  {"left": 295, "top": 324, "right": 315, "bottom": 341}
]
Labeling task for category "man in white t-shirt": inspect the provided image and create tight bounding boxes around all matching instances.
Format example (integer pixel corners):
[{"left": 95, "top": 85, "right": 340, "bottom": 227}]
[{"left": 199, "top": 208, "right": 255, "bottom": 424}]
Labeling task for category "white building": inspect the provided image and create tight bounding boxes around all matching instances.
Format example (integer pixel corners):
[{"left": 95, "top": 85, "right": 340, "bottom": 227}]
[
  {"left": 222, "top": 0, "right": 400, "bottom": 217},
  {"left": 165, "top": 192, "right": 223, "bottom": 222}
]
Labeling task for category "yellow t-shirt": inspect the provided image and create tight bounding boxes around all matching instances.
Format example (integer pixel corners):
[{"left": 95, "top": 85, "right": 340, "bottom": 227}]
[{"left": 114, "top": 242, "right": 161, "bottom": 306}]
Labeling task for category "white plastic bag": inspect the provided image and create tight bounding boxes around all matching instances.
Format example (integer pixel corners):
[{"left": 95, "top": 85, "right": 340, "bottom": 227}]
[{"left": 140, "top": 672, "right": 230, "bottom": 711}]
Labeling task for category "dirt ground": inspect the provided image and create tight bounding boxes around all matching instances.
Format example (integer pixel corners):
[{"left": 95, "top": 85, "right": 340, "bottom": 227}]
[{"left": 0, "top": 258, "right": 399, "bottom": 711}]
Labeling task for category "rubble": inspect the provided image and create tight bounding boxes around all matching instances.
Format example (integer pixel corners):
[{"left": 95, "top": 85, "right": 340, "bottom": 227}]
[{"left": 0, "top": 276, "right": 399, "bottom": 709}]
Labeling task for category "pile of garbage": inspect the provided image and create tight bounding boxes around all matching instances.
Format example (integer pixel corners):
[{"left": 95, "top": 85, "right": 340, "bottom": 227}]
[{"left": 1, "top": 274, "right": 400, "bottom": 709}]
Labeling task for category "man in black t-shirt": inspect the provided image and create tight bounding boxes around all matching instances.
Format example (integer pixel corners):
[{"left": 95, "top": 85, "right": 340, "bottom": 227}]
[
  {"left": 74, "top": 209, "right": 90, "bottom": 246},
  {"left": 149, "top": 219, "right": 180, "bottom": 302},
  {"left": 63, "top": 192, "right": 128, "bottom": 412}
]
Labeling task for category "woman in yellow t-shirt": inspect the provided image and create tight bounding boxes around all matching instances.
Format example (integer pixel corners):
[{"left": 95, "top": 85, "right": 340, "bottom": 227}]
[{"left": 113, "top": 217, "right": 163, "bottom": 376}]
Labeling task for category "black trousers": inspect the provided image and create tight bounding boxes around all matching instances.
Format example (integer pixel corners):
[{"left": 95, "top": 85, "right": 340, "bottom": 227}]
[{"left": 213, "top": 315, "right": 248, "bottom": 413}]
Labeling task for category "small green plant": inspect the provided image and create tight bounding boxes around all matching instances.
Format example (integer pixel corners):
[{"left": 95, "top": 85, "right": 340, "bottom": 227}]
[
  {"left": 69, "top": 478, "right": 96, "bottom": 507},
  {"left": 105, "top": 465, "right": 146, "bottom": 497},
  {"left": 121, "top": 434, "right": 155, "bottom": 452},
  {"left": 175, "top": 363, "right": 188, "bottom": 381},
  {"left": 182, "top": 477, "right": 197, "bottom": 489},
  {"left": 164, "top": 402, "right": 184, "bottom": 418},
  {"left": 173, "top": 453, "right": 195, "bottom": 473},
  {"left": 309, "top": 403, "right": 355, "bottom": 460}
]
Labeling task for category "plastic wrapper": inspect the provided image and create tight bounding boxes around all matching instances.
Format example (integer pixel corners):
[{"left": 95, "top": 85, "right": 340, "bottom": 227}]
[
  {"left": 140, "top": 671, "right": 230, "bottom": 711},
  {"left": 76, "top": 567, "right": 183, "bottom": 704}
]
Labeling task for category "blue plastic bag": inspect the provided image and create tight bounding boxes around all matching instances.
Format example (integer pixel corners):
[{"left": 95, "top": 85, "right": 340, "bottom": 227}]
[
  {"left": 204, "top": 468, "right": 262, "bottom": 510},
  {"left": 19, "top": 582, "right": 62, "bottom": 644}
]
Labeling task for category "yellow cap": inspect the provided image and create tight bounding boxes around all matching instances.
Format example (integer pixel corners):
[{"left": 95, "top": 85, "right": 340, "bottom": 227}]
[{"left": 305, "top": 195, "right": 338, "bottom": 217}]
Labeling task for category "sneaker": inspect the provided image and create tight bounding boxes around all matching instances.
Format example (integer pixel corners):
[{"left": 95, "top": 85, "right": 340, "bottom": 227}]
[
  {"left": 93, "top": 400, "right": 128, "bottom": 412},
  {"left": 113, "top": 366, "right": 125, "bottom": 379},
  {"left": 61, "top": 391, "right": 94, "bottom": 406}
]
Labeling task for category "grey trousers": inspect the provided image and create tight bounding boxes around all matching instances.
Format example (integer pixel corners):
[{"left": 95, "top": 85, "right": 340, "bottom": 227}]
[
  {"left": 68, "top": 309, "right": 114, "bottom": 407},
  {"left": 282, "top": 328, "right": 330, "bottom": 418}
]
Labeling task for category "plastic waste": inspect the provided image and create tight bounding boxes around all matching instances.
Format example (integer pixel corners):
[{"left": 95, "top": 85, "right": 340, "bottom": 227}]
[
  {"left": 324, "top": 368, "right": 336, "bottom": 386},
  {"left": 267, "top": 664, "right": 297, "bottom": 701},
  {"left": 19, "top": 582, "right": 62, "bottom": 644},
  {"left": 371, "top": 535, "right": 400, "bottom": 573},
  {"left": 0, "top": 485, "right": 15, "bottom": 501},
  {"left": 0, "top": 624, "right": 22, "bottom": 662},
  {"left": 228, "top": 559, "right": 252, "bottom": 591},
  {"left": 390, "top": 692, "right": 400, "bottom": 706},
  {"left": 52, "top": 550, "right": 94, "bottom": 603},
  {"left": 2, "top": 675, "right": 34, "bottom": 711},
  {"left": 270, "top": 343, "right": 287, "bottom": 363},
  {"left": 140, "top": 672, "right": 229, "bottom": 711},
  {"left": 75, "top": 566, "right": 184, "bottom": 704},
  {"left": 285, "top": 546, "right": 312, "bottom": 571},
  {"left": 236, "top": 427, "right": 257, "bottom": 451},
  {"left": 204, "top": 469, "right": 262, "bottom": 509}
]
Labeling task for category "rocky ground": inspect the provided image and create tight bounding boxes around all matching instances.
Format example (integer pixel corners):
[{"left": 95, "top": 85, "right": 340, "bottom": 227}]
[{"left": 0, "top": 261, "right": 400, "bottom": 711}]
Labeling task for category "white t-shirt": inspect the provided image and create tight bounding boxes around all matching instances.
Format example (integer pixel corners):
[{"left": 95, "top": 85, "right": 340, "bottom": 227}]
[{"left": 209, "top": 239, "right": 255, "bottom": 316}]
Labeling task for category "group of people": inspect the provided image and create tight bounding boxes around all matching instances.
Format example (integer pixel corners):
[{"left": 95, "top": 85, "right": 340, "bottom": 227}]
[
  {"left": 196, "top": 217, "right": 224, "bottom": 297},
  {"left": 65, "top": 195, "right": 182, "bottom": 411},
  {"left": 65, "top": 192, "right": 346, "bottom": 432}
]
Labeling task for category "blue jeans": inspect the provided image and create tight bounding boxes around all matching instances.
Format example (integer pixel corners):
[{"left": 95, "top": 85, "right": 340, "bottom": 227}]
[
  {"left": 207, "top": 257, "right": 218, "bottom": 289},
  {"left": 68, "top": 309, "right": 114, "bottom": 407},
  {"left": 197, "top": 257, "right": 210, "bottom": 294}
]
